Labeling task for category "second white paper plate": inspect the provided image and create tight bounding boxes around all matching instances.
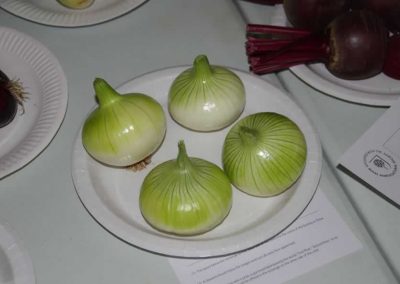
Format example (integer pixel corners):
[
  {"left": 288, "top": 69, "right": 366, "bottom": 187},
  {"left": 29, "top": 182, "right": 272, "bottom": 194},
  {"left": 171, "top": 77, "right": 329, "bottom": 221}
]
[{"left": 0, "top": 0, "right": 148, "bottom": 27}]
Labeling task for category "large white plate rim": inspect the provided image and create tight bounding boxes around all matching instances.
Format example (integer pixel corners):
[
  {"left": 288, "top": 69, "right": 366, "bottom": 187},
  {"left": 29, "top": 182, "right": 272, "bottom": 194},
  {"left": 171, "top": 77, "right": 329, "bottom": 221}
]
[
  {"left": 0, "top": 221, "right": 35, "bottom": 284},
  {"left": 72, "top": 66, "right": 322, "bottom": 258},
  {"left": 0, "top": 26, "right": 68, "bottom": 179},
  {"left": 270, "top": 5, "right": 400, "bottom": 107},
  {"left": 0, "top": 0, "right": 148, "bottom": 27}
]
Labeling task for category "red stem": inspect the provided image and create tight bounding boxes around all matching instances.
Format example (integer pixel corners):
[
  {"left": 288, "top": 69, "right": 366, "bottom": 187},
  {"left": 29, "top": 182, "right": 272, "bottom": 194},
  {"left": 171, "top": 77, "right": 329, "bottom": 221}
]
[
  {"left": 247, "top": 24, "right": 312, "bottom": 40},
  {"left": 245, "top": 24, "right": 329, "bottom": 75},
  {"left": 246, "top": 37, "right": 325, "bottom": 55}
]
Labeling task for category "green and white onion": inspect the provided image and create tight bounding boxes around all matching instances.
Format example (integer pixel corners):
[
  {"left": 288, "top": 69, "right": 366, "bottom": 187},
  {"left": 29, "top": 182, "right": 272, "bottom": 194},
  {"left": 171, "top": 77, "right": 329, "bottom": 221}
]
[
  {"left": 82, "top": 78, "right": 166, "bottom": 167},
  {"left": 222, "top": 112, "right": 307, "bottom": 197},
  {"left": 168, "top": 55, "right": 246, "bottom": 132},
  {"left": 140, "top": 140, "right": 232, "bottom": 236}
]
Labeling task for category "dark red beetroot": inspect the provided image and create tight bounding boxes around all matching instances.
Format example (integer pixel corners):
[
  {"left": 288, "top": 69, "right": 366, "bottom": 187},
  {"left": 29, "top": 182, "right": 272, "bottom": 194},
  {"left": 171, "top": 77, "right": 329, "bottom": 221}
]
[
  {"left": 0, "top": 70, "right": 26, "bottom": 128},
  {"left": 352, "top": 0, "right": 400, "bottom": 32},
  {"left": 327, "top": 10, "right": 388, "bottom": 79},
  {"left": 283, "top": 0, "right": 349, "bottom": 32},
  {"left": 383, "top": 35, "right": 400, "bottom": 80},
  {"left": 246, "top": 10, "right": 389, "bottom": 80}
]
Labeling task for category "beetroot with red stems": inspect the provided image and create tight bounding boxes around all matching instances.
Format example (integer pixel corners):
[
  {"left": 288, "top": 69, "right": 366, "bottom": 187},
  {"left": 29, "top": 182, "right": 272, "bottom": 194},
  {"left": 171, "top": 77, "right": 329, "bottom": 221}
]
[{"left": 246, "top": 10, "right": 389, "bottom": 80}]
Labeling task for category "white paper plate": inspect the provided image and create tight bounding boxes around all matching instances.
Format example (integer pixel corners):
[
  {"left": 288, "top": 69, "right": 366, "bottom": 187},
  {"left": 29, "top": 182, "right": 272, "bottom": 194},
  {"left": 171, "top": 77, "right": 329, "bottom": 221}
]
[
  {"left": 0, "top": 0, "right": 148, "bottom": 27},
  {"left": 270, "top": 5, "right": 400, "bottom": 107},
  {"left": 0, "top": 221, "right": 35, "bottom": 284},
  {"left": 0, "top": 27, "right": 68, "bottom": 179},
  {"left": 71, "top": 66, "right": 322, "bottom": 258}
]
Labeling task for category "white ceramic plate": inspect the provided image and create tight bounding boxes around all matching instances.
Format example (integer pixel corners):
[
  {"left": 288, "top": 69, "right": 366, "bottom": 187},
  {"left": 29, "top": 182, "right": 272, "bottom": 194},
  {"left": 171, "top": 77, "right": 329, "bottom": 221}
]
[
  {"left": 0, "top": 221, "right": 35, "bottom": 284},
  {"left": 270, "top": 5, "right": 400, "bottom": 106},
  {"left": 0, "top": 27, "right": 67, "bottom": 179},
  {"left": 72, "top": 66, "right": 322, "bottom": 258},
  {"left": 0, "top": 0, "right": 148, "bottom": 27}
]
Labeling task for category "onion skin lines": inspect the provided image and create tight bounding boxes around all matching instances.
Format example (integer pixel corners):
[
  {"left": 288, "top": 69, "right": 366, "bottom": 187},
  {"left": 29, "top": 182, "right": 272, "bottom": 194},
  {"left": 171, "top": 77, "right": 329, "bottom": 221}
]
[
  {"left": 168, "top": 55, "right": 245, "bottom": 132},
  {"left": 140, "top": 141, "right": 232, "bottom": 236},
  {"left": 82, "top": 78, "right": 166, "bottom": 167},
  {"left": 223, "top": 112, "right": 307, "bottom": 197}
]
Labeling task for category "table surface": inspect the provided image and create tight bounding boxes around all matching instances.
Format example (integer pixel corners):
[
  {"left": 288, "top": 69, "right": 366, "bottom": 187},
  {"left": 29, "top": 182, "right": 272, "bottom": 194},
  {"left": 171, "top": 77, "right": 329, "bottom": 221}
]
[{"left": 0, "top": 1, "right": 399, "bottom": 283}]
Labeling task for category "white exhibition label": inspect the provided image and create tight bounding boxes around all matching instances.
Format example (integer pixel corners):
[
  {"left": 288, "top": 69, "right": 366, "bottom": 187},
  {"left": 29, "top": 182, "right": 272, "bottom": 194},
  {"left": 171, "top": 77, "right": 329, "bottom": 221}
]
[
  {"left": 168, "top": 190, "right": 362, "bottom": 284},
  {"left": 338, "top": 97, "right": 400, "bottom": 206}
]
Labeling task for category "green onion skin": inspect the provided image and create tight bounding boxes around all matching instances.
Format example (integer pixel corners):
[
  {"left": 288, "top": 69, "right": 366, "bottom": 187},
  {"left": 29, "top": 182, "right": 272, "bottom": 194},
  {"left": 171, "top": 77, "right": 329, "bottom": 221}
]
[
  {"left": 140, "top": 140, "right": 232, "bottom": 236},
  {"left": 222, "top": 112, "right": 307, "bottom": 197},
  {"left": 82, "top": 78, "right": 166, "bottom": 167},
  {"left": 168, "top": 55, "right": 246, "bottom": 132}
]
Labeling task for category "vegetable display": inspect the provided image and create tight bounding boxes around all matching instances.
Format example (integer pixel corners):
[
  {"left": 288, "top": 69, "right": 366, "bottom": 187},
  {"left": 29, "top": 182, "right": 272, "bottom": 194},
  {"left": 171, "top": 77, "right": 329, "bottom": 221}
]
[
  {"left": 222, "top": 112, "right": 307, "bottom": 197},
  {"left": 82, "top": 78, "right": 166, "bottom": 167},
  {"left": 57, "top": 0, "right": 94, "bottom": 9},
  {"left": 243, "top": 0, "right": 400, "bottom": 33},
  {"left": 81, "top": 60, "right": 309, "bottom": 236},
  {"left": 168, "top": 55, "right": 245, "bottom": 132},
  {"left": 243, "top": 0, "right": 400, "bottom": 81},
  {"left": 0, "top": 70, "right": 26, "bottom": 128},
  {"left": 246, "top": 10, "right": 388, "bottom": 80},
  {"left": 139, "top": 140, "right": 232, "bottom": 236}
]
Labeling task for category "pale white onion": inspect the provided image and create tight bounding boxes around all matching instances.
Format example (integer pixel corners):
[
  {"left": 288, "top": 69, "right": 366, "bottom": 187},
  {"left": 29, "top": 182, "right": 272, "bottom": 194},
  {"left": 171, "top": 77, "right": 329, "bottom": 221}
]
[{"left": 168, "top": 55, "right": 245, "bottom": 132}]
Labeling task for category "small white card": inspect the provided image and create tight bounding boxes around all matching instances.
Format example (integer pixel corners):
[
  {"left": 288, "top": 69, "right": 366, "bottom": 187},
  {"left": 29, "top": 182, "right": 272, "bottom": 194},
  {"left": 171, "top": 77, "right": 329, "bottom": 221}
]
[
  {"left": 338, "top": 98, "right": 400, "bottom": 207},
  {"left": 168, "top": 190, "right": 362, "bottom": 284}
]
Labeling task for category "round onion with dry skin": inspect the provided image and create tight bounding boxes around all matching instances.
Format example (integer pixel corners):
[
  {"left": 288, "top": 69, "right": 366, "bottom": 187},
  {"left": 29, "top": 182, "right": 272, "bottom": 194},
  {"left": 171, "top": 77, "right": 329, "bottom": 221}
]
[
  {"left": 168, "top": 55, "right": 246, "bottom": 132},
  {"left": 222, "top": 112, "right": 307, "bottom": 197},
  {"left": 140, "top": 140, "right": 232, "bottom": 236},
  {"left": 82, "top": 78, "right": 166, "bottom": 167}
]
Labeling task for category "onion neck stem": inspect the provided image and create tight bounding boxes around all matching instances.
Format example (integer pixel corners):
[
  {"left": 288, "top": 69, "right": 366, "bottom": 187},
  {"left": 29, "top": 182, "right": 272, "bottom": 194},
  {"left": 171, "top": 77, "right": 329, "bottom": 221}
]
[
  {"left": 177, "top": 140, "right": 193, "bottom": 171},
  {"left": 238, "top": 126, "right": 259, "bottom": 145},
  {"left": 93, "top": 78, "right": 121, "bottom": 107},
  {"left": 192, "top": 55, "right": 213, "bottom": 79}
]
